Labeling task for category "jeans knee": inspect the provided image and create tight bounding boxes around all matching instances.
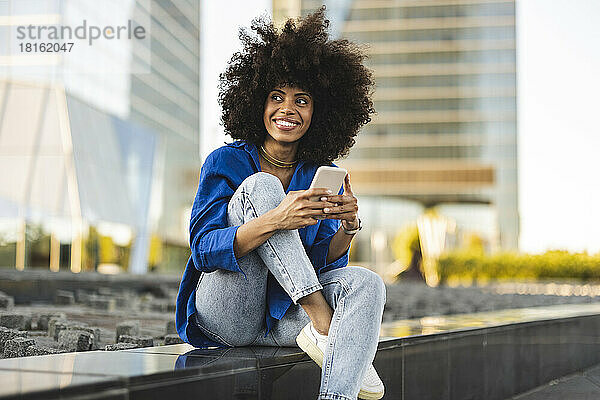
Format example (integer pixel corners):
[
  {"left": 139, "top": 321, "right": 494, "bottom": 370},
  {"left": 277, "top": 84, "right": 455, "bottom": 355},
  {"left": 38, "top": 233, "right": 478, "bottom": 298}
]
[
  {"left": 240, "top": 172, "right": 285, "bottom": 210},
  {"left": 348, "top": 266, "right": 386, "bottom": 308},
  {"left": 244, "top": 172, "right": 282, "bottom": 191},
  {"left": 375, "top": 272, "right": 387, "bottom": 307}
]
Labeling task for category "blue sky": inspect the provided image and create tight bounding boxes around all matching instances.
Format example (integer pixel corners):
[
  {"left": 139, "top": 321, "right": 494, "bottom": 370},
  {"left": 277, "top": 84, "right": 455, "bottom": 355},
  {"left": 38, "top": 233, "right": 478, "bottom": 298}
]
[{"left": 201, "top": 0, "right": 600, "bottom": 255}]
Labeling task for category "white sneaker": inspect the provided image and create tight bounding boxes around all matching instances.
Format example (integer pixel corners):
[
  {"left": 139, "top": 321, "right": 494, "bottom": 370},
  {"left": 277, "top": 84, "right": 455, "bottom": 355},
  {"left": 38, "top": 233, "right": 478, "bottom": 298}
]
[
  {"left": 359, "top": 364, "right": 385, "bottom": 400},
  {"left": 296, "top": 322, "right": 385, "bottom": 399}
]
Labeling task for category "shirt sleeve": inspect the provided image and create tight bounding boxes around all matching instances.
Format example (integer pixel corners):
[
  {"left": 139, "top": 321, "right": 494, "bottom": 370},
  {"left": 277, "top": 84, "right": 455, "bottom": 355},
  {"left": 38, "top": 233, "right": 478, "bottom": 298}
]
[
  {"left": 189, "top": 150, "right": 243, "bottom": 274},
  {"left": 308, "top": 185, "right": 350, "bottom": 274}
]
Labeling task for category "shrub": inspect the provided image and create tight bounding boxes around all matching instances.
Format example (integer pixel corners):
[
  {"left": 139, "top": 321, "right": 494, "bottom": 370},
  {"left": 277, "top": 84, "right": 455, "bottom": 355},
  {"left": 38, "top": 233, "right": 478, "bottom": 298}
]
[{"left": 437, "top": 249, "right": 600, "bottom": 283}]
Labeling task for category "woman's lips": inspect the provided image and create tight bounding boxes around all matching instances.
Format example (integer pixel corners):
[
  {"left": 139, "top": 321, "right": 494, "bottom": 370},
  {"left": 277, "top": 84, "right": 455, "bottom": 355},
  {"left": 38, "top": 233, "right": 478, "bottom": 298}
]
[{"left": 273, "top": 119, "right": 300, "bottom": 131}]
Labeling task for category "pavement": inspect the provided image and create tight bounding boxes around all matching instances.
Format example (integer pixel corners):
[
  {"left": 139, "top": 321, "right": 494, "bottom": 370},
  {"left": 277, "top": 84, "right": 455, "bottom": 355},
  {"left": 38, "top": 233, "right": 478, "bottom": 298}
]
[{"left": 511, "top": 364, "right": 600, "bottom": 400}]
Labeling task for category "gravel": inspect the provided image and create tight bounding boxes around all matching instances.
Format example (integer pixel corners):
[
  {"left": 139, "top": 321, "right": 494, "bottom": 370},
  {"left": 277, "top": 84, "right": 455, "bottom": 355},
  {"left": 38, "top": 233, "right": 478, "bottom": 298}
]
[
  {"left": 117, "top": 335, "right": 154, "bottom": 348},
  {"left": 3, "top": 337, "right": 35, "bottom": 358},
  {"left": 105, "top": 342, "right": 140, "bottom": 351},
  {"left": 115, "top": 321, "right": 140, "bottom": 342},
  {"left": 382, "top": 281, "right": 600, "bottom": 322}
]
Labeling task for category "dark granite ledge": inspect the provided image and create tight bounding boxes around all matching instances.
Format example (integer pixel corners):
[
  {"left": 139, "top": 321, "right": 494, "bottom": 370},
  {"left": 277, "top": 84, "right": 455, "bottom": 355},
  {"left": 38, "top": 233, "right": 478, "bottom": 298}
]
[{"left": 2, "top": 303, "right": 600, "bottom": 399}]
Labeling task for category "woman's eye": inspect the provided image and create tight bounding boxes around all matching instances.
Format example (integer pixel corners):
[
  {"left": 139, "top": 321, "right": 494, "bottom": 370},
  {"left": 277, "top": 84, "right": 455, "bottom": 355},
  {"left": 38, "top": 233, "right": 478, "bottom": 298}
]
[
  {"left": 297, "top": 98, "right": 308, "bottom": 105},
  {"left": 271, "top": 94, "right": 282, "bottom": 101}
]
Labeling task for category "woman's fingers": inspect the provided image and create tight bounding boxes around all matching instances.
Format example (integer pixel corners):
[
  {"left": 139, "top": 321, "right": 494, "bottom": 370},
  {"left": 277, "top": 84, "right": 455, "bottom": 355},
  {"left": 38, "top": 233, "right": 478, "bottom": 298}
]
[
  {"left": 343, "top": 174, "right": 354, "bottom": 196},
  {"left": 322, "top": 202, "right": 357, "bottom": 214},
  {"left": 302, "top": 187, "right": 333, "bottom": 199},
  {"left": 303, "top": 208, "right": 331, "bottom": 217},
  {"left": 306, "top": 199, "right": 336, "bottom": 209},
  {"left": 319, "top": 194, "right": 354, "bottom": 204},
  {"left": 321, "top": 210, "right": 357, "bottom": 221},
  {"left": 302, "top": 217, "right": 320, "bottom": 227}
]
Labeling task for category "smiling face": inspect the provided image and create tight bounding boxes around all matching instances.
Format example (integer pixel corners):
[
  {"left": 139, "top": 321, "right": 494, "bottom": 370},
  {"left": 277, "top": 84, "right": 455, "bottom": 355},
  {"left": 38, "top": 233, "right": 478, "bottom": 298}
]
[{"left": 263, "top": 85, "right": 313, "bottom": 144}]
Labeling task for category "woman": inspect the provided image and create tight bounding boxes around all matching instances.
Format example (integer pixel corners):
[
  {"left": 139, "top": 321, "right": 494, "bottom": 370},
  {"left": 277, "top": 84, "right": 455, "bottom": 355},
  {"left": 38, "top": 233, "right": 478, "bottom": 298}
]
[{"left": 175, "top": 8, "right": 386, "bottom": 400}]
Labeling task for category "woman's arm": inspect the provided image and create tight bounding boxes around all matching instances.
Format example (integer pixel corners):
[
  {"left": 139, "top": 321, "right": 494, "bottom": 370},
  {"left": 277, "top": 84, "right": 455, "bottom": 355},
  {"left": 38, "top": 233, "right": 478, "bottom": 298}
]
[
  {"left": 326, "top": 223, "right": 357, "bottom": 264},
  {"left": 232, "top": 187, "right": 334, "bottom": 259},
  {"left": 232, "top": 210, "right": 280, "bottom": 258}
]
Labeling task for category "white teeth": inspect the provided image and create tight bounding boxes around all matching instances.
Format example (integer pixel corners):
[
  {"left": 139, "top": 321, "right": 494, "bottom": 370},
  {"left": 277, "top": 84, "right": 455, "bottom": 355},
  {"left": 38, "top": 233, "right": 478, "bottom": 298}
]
[{"left": 275, "top": 120, "right": 297, "bottom": 127}]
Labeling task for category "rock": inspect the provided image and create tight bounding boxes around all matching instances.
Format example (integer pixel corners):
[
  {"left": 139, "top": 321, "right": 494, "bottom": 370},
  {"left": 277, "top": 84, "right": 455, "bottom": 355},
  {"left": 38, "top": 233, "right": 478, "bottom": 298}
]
[
  {"left": 54, "top": 290, "right": 75, "bottom": 305},
  {"left": 36, "top": 312, "right": 66, "bottom": 331},
  {"left": 0, "top": 292, "right": 14, "bottom": 310},
  {"left": 26, "top": 331, "right": 48, "bottom": 337},
  {"left": 0, "top": 313, "right": 31, "bottom": 330},
  {"left": 150, "top": 300, "right": 176, "bottom": 313},
  {"left": 67, "top": 326, "right": 101, "bottom": 350},
  {"left": 118, "top": 335, "right": 153, "bottom": 348},
  {"left": 0, "top": 327, "right": 27, "bottom": 352},
  {"left": 58, "top": 330, "right": 93, "bottom": 352},
  {"left": 105, "top": 342, "right": 140, "bottom": 351},
  {"left": 165, "top": 320, "right": 176, "bottom": 335},
  {"left": 164, "top": 334, "right": 184, "bottom": 345},
  {"left": 97, "top": 287, "right": 114, "bottom": 296},
  {"left": 90, "top": 295, "right": 116, "bottom": 312},
  {"left": 116, "top": 321, "right": 140, "bottom": 342},
  {"left": 76, "top": 289, "right": 92, "bottom": 304},
  {"left": 114, "top": 295, "right": 129, "bottom": 308},
  {"left": 26, "top": 345, "right": 65, "bottom": 356},
  {"left": 50, "top": 320, "right": 88, "bottom": 341},
  {"left": 3, "top": 337, "right": 35, "bottom": 358},
  {"left": 145, "top": 285, "right": 170, "bottom": 299},
  {"left": 50, "top": 321, "right": 68, "bottom": 341},
  {"left": 48, "top": 317, "right": 67, "bottom": 339}
]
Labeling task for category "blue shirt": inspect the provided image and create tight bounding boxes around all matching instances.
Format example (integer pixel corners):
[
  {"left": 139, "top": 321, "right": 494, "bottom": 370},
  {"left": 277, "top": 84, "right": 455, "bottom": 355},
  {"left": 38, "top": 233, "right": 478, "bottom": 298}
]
[{"left": 175, "top": 140, "right": 349, "bottom": 348}]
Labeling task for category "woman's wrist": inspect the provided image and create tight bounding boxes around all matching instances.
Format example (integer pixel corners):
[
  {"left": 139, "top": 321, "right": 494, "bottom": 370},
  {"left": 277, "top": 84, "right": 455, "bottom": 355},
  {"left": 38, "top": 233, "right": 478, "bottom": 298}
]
[
  {"left": 341, "top": 217, "right": 361, "bottom": 235},
  {"left": 261, "top": 209, "right": 283, "bottom": 232},
  {"left": 341, "top": 216, "right": 360, "bottom": 230}
]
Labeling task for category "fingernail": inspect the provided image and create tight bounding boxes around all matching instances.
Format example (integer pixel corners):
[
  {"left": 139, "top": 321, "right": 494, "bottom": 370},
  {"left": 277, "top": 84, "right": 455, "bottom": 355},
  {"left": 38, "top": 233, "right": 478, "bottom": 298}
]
[
  {"left": 326, "top": 190, "right": 332, "bottom": 194},
  {"left": 324, "top": 208, "right": 330, "bottom": 213},
  {"left": 320, "top": 197, "right": 328, "bottom": 201}
]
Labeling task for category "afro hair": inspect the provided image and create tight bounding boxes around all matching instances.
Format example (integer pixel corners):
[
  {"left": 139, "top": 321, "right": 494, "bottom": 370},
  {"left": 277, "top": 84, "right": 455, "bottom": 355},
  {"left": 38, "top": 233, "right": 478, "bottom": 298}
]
[{"left": 218, "top": 6, "right": 376, "bottom": 165}]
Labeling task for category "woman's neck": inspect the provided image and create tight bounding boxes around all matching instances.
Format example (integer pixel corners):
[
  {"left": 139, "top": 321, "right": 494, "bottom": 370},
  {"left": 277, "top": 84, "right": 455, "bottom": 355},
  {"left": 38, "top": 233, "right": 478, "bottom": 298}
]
[{"left": 262, "top": 137, "right": 298, "bottom": 163}]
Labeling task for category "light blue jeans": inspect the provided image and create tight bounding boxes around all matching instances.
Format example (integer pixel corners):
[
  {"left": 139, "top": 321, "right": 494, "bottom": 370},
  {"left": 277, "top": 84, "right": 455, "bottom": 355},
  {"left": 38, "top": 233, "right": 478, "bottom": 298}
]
[{"left": 194, "top": 172, "right": 386, "bottom": 400}]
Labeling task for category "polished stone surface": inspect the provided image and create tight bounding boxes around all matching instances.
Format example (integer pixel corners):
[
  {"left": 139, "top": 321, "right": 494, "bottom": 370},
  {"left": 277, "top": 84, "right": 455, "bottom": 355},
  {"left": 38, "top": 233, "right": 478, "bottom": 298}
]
[
  {"left": 380, "top": 303, "right": 600, "bottom": 338},
  {"left": 0, "top": 370, "right": 126, "bottom": 400},
  {"left": 2, "top": 304, "right": 600, "bottom": 399},
  {"left": 0, "top": 351, "right": 182, "bottom": 377}
]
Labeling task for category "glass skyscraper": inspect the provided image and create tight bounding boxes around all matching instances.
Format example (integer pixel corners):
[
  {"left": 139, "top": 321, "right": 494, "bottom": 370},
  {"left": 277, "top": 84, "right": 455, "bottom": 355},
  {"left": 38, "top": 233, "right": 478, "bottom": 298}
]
[
  {"left": 275, "top": 0, "right": 519, "bottom": 265},
  {"left": 0, "top": 0, "right": 199, "bottom": 273}
]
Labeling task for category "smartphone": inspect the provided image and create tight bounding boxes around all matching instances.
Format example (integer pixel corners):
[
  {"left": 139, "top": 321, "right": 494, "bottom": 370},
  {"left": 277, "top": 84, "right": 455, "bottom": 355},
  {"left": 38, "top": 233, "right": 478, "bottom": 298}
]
[{"left": 309, "top": 166, "right": 347, "bottom": 203}]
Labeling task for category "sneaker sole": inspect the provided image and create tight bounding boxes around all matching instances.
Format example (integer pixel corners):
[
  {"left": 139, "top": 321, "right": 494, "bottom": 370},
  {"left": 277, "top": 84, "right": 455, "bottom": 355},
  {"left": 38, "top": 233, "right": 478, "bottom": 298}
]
[
  {"left": 296, "top": 327, "right": 324, "bottom": 367},
  {"left": 296, "top": 329, "right": 384, "bottom": 400}
]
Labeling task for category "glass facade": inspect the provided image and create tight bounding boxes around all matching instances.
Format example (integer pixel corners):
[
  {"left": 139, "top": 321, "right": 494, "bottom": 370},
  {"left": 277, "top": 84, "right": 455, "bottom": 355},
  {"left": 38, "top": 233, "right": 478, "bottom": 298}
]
[
  {"left": 0, "top": 0, "right": 199, "bottom": 273},
  {"left": 274, "top": 0, "right": 519, "bottom": 267}
]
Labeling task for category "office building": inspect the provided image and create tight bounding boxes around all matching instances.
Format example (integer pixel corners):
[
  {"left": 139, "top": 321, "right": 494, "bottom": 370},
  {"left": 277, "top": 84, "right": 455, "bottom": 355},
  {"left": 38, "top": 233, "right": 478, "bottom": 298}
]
[
  {"left": 0, "top": 0, "right": 200, "bottom": 273},
  {"left": 275, "top": 0, "right": 519, "bottom": 265}
]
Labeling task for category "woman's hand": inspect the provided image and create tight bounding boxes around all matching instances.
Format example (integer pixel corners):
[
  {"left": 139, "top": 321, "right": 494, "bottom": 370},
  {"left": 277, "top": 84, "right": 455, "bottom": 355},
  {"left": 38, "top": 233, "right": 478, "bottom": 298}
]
[
  {"left": 320, "top": 174, "right": 359, "bottom": 230},
  {"left": 270, "top": 188, "right": 336, "bottom": 230}
]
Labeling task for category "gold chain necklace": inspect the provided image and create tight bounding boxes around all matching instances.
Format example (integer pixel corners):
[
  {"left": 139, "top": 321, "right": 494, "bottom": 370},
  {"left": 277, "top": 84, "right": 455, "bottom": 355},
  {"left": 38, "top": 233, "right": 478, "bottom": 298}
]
[{"left": 259, "top": 145, "right": 298, "bottom": 169}]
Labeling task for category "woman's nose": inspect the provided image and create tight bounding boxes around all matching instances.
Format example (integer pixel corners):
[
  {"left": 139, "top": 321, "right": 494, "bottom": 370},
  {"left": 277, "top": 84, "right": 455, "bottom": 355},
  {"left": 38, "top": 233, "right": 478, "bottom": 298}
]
[
  {"left": 280, "top": 99, "right": 295, "bottom": 114},
  {"left": 279, "top": 107, "right": 294, "bottom": 115}
]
